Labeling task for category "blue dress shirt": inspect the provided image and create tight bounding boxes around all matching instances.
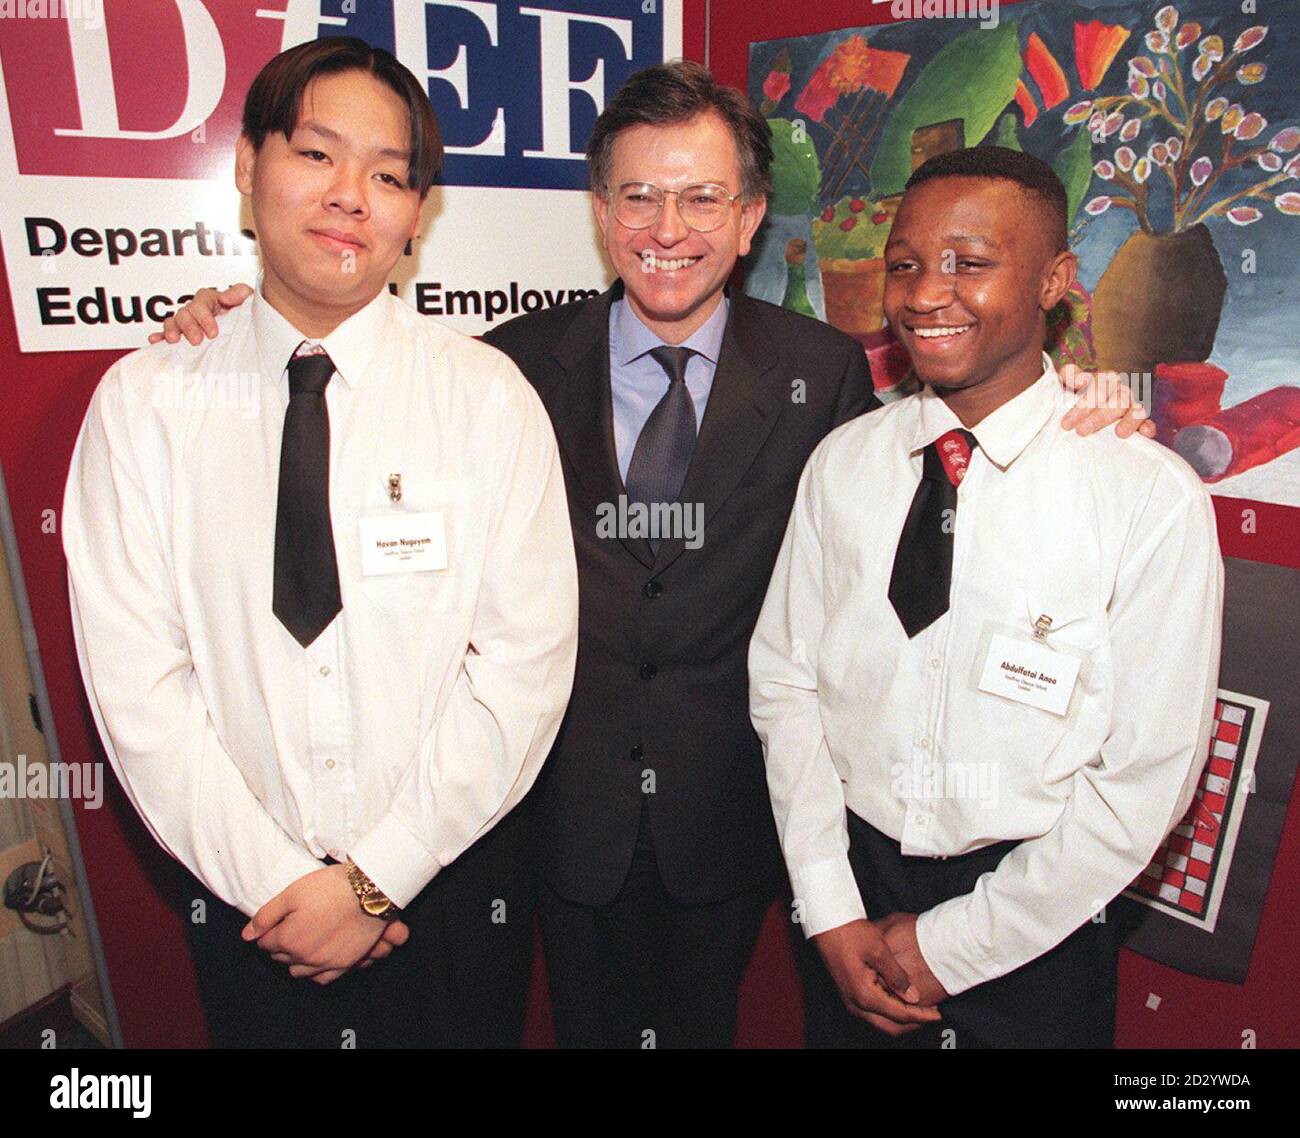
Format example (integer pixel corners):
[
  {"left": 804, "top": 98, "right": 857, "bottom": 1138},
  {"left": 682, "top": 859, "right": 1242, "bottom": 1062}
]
[{"left": 607, "top": 295, "right": 728, "bottom": 482}]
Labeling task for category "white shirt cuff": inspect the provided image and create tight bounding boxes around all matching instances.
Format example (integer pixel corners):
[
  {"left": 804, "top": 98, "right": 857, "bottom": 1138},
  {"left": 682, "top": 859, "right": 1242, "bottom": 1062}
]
[
  {"left": 915, "top": 894, "right": 998, "bottom": 997},
  {"left": 790, "top": 856, "right": 868, "bottom": 938},
  {"left": 349, "top": 814, "right": 441, "bottom": 910},
  {"left": 251, "top": 843, "right": 329, "bottom": 918}
]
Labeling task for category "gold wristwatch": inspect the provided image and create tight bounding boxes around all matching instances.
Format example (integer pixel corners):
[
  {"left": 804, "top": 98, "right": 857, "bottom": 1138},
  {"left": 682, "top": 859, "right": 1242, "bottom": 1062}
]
[{"left": 344, "top": 856, "right": 401, "bottom": 921}]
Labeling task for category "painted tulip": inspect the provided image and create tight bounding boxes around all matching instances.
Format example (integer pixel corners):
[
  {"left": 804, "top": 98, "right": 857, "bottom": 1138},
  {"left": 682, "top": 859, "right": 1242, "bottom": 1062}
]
[
  {"left": 1235, "top": 112, "right": 1267, "bottom": 141},
  {"left": 1225, "top": 206, "right": 1262, "bottom": 225},
  {"left": 1233, "top": 27, "right": 1268, "bottom": 54},
  {"left": 1270, "top": 128, "right": 1300, "bottom": 154}
]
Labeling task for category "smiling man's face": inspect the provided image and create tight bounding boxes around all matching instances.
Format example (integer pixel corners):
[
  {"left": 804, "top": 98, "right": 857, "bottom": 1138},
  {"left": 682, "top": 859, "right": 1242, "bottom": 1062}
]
[
  {"left": 884, "top": 176, "right": 1074, "bottom": 406},
  {"left": 593, "top": 111, "right": 766, "bottom": 344},
  {"left": 236, "top": 68, "right": 423, "bottom": 335}
]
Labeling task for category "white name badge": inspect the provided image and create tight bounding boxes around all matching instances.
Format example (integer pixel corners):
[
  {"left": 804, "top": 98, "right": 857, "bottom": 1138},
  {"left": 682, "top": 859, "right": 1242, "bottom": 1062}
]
[
  {"left": 977, "top": 633, "right": 1081, "bottom": 717},
  {"left": 358, "top": 512, "right": 448, "bottom": 576}
]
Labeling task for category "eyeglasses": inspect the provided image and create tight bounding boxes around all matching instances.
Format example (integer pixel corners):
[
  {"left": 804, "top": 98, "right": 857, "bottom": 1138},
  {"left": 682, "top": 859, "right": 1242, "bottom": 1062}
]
[{"left": 608, "top": 181, "right": 742, "bottom": 233}]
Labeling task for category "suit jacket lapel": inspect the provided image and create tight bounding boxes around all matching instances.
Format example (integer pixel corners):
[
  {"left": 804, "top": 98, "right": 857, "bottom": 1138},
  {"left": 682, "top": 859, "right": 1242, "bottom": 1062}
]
[
  {"left": 548, "top": 282, "right": 656, "bottom": 569},
  {"left": 652, "top": 293, "right": 785, "bottom": 574}
]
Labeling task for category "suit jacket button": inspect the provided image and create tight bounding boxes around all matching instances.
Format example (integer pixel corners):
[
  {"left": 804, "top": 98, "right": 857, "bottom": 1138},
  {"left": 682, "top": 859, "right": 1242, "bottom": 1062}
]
[
  {"left": 639, "top": 663, "right": 658, "bottom": 680},
  {"left": 629, "top": 744, "right": 643, "bottom": 761},
  {"left": 643, "top": 580, "right": 664, "bottom": 598}
]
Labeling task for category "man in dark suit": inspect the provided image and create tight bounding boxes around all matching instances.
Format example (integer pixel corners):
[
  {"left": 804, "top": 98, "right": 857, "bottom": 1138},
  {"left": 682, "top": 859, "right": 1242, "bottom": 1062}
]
[{"left": 481, "top": 62, "right": 881, "bottom": 1049}]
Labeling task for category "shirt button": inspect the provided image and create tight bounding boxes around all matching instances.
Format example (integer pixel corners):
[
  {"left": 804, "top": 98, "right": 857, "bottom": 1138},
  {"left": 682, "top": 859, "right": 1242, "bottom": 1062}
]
[
  {"left": 325, "top": 758, "right": 336, "bottom": 770},
  {"left": 920, "top": 738, "right": 930, "bottom": 750},
  {"left": 639, "top": 663, "right": 658, "bottom": 680},
  {"left": 930, "top": 658, "right": 940, "bottom": 669},
  {"left": 643, "top": 581, "right": 664, "bottom": 599},
  {"left": 319, "top": 665, "right": 331, "bottom": 677},
  {"left": 629, "top": 744, "right": 643, "bottom": 761}
]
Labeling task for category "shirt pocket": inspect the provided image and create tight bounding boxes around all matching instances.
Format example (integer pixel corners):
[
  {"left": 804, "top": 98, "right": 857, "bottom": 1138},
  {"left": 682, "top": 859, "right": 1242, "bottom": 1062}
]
[
  {"left": 354, "top": 477, "right": 463, "bottom": 616},
  {"left": 1014, "top": 580, "right": 1110, "bottom": 735},
  {"left": 1017, "top": 584, "right": 1105, "bottom": 657}
]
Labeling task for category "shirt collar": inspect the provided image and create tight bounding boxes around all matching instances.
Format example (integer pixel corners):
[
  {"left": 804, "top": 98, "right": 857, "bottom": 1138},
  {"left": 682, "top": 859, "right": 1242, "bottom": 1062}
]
[
  {"left": 612, "top": 292, "right": 729, "bottom": 367},
  {"left": 912, "top": 353, "right": 1063, "bottom": 469},
  {"left": 252, "top": 284, "right": 393, "bottom": 389}
]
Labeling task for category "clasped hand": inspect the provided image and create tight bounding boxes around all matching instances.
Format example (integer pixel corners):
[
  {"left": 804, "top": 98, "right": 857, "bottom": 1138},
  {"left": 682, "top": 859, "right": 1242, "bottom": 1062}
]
[
  {"left": 813, "top": 912, "right": 949, "bottom": 1036},
  {"left": 241, "top": 864, "right": 409, "bottom": 985}
]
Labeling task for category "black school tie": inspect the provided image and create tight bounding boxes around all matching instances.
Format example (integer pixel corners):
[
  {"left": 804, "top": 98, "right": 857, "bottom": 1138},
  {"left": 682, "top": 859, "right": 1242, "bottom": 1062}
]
[
  {"left": 273, "top": 350, "right": 342, "bottom": 646},
  {"left": 625, "top": 346, "right": 697, "bottom": 553},
  {"left": 888, "top": 429, "right": 978, "bottom": 639}
]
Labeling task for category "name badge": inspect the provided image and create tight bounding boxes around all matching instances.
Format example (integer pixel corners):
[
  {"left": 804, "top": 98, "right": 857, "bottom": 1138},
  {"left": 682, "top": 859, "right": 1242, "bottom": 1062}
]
[
  {"left": 977, "top": 632, "right": 1081, "bottom": 717},
  {"left": 358, "top": 512, "right": 448, "bottom": 576}
]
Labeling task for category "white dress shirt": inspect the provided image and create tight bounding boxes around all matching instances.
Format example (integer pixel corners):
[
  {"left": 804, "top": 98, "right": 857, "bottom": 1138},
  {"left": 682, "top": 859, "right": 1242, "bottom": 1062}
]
[
  {"left": 749, "top": 356, "right": 1223, "bottom": 996},
  {"left": 64, "top": 287, "right": 578, "bottom": 916}
]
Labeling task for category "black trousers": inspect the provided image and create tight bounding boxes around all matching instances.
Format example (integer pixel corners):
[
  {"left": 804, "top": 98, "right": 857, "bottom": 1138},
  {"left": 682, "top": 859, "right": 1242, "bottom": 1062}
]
[
  {"left": 800, "top": 811, "right": 1118, "bottom": 1049},
  {"left": 183, "top": 807, "right": 535, "bottom": 1049},
  {"left": 538, "top": 798, "right": 770, "bottom": 1049}
]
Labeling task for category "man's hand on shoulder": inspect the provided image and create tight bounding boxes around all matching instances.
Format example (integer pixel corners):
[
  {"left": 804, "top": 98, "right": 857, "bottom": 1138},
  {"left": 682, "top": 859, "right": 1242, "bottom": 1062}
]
[
  {"left": 148, "top": 283, "right": 254, "bottom": 346},
  {"left": 242, "top": 864, "right": 404, "bottom": 985},
  {"left": 813, "top": 917, "right": 943, "bottom": 1036},
  {"left": 1058, "top": 363, "right": 1157, "bottom": 439}
]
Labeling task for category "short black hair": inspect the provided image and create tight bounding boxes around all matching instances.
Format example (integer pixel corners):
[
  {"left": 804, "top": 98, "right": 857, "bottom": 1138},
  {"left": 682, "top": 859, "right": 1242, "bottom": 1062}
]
[
  {"left": 242, "top": 37, "right": 443, "bottom": 195},
  {"left": 905, "top": 146, "right": 1069, "bottom": 253},
  {"left": 586, "top": 60, "right": 773, "bottom": 203}
]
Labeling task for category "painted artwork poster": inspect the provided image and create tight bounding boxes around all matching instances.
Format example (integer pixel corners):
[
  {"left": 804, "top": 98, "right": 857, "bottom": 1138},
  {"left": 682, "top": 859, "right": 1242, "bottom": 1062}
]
[{"left": 747, "top": 1, "right": 1300, "bottom": 508}]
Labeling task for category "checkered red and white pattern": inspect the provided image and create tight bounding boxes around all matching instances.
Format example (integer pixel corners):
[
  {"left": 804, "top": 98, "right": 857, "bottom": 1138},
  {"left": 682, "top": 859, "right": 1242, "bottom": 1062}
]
[{"left": 1129, "top": 699, "right": 1248, "bottom": 920}]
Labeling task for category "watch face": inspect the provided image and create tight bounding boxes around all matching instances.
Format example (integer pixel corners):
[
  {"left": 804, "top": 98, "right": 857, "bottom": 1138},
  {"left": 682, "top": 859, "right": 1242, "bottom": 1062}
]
[{"left": 361, "top": 895, "right": 391, "bottom": 918}]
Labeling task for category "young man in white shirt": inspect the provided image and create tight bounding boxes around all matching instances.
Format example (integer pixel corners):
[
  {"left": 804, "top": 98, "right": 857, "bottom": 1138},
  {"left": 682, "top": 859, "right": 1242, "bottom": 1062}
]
[
  {"left": 749, "top": 147, "right": 1223, "bottom": 1048},
  {"left": 62, "top": 38, "right": 578, "bottom": 1048}
]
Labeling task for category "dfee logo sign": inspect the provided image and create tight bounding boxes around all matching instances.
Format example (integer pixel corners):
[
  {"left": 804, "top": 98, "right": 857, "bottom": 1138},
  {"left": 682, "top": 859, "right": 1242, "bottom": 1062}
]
[{"left": 0, "top": 1, "right": 681, "bottom": 351}]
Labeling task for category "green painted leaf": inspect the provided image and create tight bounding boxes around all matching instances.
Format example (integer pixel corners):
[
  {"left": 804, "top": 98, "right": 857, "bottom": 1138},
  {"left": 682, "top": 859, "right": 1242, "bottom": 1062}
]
[
  {"left": 767, "top": 117, "right": 822, "bottom": 216},
  {"left": 870, "top": 22, "right": 1023, "bottom": 197},
  {"left": 1053, "top": 126, "right": 1095, "bottom": 230},
  {"left": 994, "top": 112, "right": 1023, "bottom": 152}
]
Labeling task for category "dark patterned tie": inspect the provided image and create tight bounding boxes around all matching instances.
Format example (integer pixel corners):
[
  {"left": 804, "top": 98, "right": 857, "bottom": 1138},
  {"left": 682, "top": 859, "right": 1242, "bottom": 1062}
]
[
  {"left": 625, "top": 346, "right": 697, "bottom": 553},
  {"left": 273, "top": 350, "right": 342, "bottom": 646},
  {"left": 888, "top": 429, "right": 978, "bottom": 639}
]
